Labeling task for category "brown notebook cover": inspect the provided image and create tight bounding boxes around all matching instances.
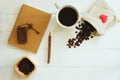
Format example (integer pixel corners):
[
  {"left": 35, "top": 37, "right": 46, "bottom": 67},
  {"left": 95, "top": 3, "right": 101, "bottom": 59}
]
[{"left": 8, "top": 4, "right": 51, "bottom": 53}]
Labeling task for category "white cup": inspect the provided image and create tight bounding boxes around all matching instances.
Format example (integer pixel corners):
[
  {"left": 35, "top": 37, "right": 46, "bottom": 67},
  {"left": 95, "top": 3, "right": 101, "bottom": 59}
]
[{"left": 56, "top": 4, "right": 80, "bottom": 28}]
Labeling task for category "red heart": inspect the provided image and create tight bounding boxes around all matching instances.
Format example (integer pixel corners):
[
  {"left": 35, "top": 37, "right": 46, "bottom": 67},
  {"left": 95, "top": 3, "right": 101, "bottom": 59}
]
[{"left": 100, "top": 14, "right": 108, "bottom": 23}]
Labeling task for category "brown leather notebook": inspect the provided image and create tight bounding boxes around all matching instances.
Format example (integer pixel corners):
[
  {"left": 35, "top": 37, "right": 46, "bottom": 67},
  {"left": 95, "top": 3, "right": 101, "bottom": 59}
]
[{"left": 8, "top": 4, "right": 51, "bottom": 53}]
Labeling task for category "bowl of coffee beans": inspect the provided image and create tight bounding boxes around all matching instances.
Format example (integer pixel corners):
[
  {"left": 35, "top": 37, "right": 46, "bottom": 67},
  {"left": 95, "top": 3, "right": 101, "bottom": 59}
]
[{"left": 14, "top": 56, "right": 36, "bottom": 78}]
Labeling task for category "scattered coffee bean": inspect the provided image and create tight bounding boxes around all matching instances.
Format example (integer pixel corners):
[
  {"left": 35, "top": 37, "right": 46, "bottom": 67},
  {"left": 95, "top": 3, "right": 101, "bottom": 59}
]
[
  {"left": 78, "top": 24, "right": 81, "bottom": 27},
  {"left": 75, "top": 31, "right": 78, "bottom": 33},
  {"left": 18, "top": 58, "right": 34, "bottom": 75},
  {"left": 91, "top": 36, "right": 93, "bottom": 38},
  {"left": 67, "top": 20, "right": 96, "bottom": 48},
  {"left": 75, "top": 26, "right": 80, "bottom": 30}
]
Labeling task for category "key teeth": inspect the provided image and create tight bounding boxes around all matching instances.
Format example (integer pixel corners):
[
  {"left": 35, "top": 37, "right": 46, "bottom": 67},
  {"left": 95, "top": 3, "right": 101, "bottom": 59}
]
[
  {"left": 32, "top": 28, "right": 40, "bottom": 34},
  {"left": 36, "top": 31, "right": 40, "bottom": 34}
]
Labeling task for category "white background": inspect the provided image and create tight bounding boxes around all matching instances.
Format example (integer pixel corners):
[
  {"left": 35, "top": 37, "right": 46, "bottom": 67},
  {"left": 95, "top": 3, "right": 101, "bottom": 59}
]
[{"left": 0, "top": 0, "right": 120, "bottom": 80}]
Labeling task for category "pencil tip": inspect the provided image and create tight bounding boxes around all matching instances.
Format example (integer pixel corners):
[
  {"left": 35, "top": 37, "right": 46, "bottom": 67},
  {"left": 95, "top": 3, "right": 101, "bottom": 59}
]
[
  {"left": 47, "top": 60, "right": 50, "bottom": 64},
  {"left": 49, "top": 32, "right": 51, "bottom": 35}
]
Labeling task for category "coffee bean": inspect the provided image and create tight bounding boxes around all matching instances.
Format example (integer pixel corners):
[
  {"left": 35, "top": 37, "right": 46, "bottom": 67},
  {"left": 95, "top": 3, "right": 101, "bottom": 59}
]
[
  {"left": 67, "top": 20, "right": 96, "bottom": 48},
  {"left": 76, "top": 26, "right": 80, "bottom": 30},
  {"left": 91, "top": 36, "right": 93, "bottom": 38},
  {"left": 75, "top": 31, "right": 77, "bottom": 33},
  {"left": 78, "top": 24, "right": 81, "bottom": 27},
  {"left": 72, "top": 38, "right": 76, "bottom": 41}
]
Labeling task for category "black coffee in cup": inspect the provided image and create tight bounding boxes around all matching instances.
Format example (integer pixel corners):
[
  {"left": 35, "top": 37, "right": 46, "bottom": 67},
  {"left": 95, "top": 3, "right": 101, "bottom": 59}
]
[{"left": 58, "top": 7, "right": 78, "bottom": 27}]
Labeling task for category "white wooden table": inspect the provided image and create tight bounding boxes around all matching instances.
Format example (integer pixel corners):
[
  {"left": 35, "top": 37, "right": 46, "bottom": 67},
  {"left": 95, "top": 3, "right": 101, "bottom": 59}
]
[{"left": 0, "top": 0, "right": 120, "bottom": 80}]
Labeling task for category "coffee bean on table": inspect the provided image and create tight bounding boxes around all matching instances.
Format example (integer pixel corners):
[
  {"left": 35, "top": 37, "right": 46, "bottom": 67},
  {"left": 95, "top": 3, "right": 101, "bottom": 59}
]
[
  {"left": 75, "top": 31, "right": 78, "bottom": 33},
  {"left": 78, "top": 24, "right": 81, "bottom": 27},
  {"left": 91, "top": 36, "right": 93, "bottom": 38},
  {"left": 67, "top": 19, "right": 96, "bottom": 48}
]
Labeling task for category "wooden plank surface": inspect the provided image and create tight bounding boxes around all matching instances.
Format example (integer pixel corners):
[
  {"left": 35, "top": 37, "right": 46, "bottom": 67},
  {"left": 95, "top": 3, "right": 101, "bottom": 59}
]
[{"left": 0, "top": 0, "right": 120, "bottom": 80}]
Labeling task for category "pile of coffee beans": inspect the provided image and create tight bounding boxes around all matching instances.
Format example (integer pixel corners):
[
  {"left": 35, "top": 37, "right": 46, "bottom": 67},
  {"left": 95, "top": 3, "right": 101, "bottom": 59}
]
[
  {"left": 18, "top": 58, "right": 34, "bottom": 75},
  {"left": 67, "top": 20, "right": 96, "bottom": 48}
]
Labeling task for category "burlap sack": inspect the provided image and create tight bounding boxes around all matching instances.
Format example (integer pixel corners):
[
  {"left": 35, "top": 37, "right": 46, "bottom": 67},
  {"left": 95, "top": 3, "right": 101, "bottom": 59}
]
[{"left": 82, "top": 0, "right": 119, "bottom": 35}]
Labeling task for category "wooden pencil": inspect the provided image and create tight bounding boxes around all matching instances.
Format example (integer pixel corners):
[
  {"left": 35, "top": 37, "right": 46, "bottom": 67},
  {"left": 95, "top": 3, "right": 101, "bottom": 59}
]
[{"left": 47, "top": 32, "right": 51, "bottom": 64}]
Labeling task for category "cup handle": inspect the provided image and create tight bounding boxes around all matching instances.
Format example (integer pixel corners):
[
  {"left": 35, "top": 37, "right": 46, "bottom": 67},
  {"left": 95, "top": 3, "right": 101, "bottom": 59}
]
[{"left": 55, "top": 2, "right": 61, "bottom": 9}]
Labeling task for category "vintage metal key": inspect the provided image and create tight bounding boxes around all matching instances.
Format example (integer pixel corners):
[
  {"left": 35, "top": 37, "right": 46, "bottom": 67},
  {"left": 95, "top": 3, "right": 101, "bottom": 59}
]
[{"left": 27, "top": 24, "right": 40, "bottom": 34}]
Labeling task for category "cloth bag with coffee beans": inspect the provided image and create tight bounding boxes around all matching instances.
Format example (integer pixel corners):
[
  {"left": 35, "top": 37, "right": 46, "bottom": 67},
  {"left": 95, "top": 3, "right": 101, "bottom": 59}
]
[{"left": 82, "top": 0, "right": 119, "bottom": 35}]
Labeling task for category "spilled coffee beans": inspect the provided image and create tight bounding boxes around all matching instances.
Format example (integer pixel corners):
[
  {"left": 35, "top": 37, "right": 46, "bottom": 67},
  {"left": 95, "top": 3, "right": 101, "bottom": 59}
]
[{"left": 67, "top": 20, "right": 96, "bottom": 48}]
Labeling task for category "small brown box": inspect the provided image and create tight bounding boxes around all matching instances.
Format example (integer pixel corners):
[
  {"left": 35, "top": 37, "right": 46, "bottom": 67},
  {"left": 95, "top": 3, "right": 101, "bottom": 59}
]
[{"left": 8, "top": 4, "right": 51, "bottom": 53}]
